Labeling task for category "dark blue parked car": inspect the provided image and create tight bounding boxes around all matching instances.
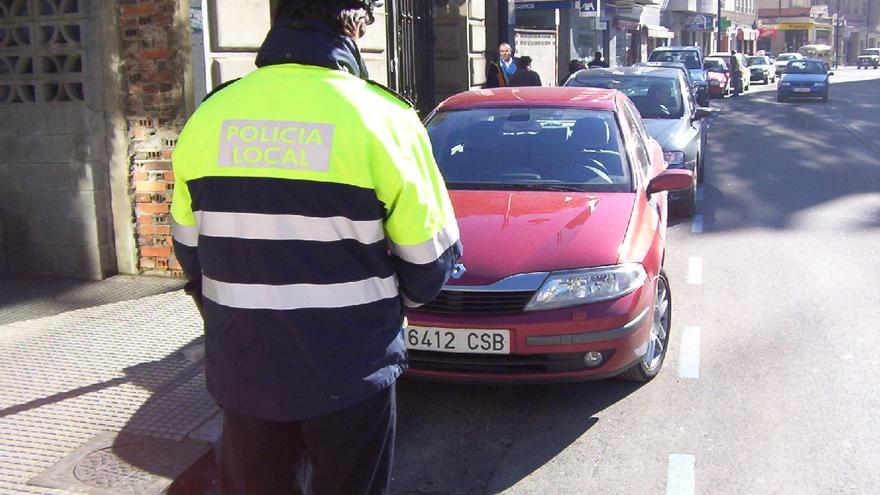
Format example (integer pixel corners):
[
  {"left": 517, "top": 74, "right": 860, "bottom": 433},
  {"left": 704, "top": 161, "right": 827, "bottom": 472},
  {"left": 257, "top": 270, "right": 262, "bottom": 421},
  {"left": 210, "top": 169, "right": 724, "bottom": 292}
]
[{"left": 777, "top": 59, "right": 833, "bottom": 103}]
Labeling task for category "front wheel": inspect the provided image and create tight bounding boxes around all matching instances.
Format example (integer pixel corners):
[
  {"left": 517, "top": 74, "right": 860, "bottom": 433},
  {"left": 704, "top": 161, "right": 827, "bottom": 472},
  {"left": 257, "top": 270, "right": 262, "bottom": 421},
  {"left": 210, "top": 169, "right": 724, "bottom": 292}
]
[{"left": 619, "top": 271, "right": 672, "bottom": 382}]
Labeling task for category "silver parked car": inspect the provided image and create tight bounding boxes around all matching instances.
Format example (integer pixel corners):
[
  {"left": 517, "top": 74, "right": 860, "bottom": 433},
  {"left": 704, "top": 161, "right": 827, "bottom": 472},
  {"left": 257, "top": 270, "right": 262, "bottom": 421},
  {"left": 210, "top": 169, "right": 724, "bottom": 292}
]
[
  {"left": 774, "top": 52, "right": 803, "bottom": 75},
  {"left": 746, "top": 55, "right": 776, "bottom": 84},
  {"left": 566, "top": 66, "right": 713, "bottom": 217}
]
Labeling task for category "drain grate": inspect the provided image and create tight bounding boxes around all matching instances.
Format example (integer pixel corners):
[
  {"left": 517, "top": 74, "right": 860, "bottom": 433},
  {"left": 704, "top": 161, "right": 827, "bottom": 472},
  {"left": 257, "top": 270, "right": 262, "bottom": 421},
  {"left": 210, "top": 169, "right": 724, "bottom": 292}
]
[{"left": 30, "top": 432, "right": 209, "bottom": 495}]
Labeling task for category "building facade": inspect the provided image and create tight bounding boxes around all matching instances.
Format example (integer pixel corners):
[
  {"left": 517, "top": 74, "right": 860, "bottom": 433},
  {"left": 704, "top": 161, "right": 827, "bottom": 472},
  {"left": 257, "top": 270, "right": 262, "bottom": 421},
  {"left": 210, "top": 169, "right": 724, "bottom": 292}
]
[{"left": 0, "top": 0, "right": 504, "bottom": 279}]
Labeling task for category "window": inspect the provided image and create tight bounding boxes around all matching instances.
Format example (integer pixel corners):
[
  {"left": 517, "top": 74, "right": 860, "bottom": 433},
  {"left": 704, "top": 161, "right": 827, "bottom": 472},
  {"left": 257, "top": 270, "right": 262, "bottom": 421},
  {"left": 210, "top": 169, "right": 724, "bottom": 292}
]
[{"left": 620, "top": 100, "right": 653, "bottom": 180}]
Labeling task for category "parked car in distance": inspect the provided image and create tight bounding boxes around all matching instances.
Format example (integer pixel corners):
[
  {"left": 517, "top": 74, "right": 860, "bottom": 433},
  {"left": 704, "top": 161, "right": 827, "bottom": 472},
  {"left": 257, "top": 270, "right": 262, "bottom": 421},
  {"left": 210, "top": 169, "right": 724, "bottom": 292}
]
[
  {"left": 636, "top": 61, "right": 710, "bottom": 107},
  {"left": 857, "top": 48, "right": 880, "bottom": 69},
  {"left": 774, "top": 52, "right": 804, "bottom": 75},
  {"left": 647, "top": 46, "right": 710, "bottom": 107},
  {"left": 704, "top": 57, "right": 731, "bottom": 97},
  {"left": 708, "top": 52, "right": 750, "bottom": 92},
  {"left": 777, "top": 59, "right": 832, "bottom": 103},
  {"left": 746, "top": 55, "right": 776, "bottom": 83},
  {"left": 566, "top": 66, "right": 709, "bottom": 216},
  {"left": 409, "top": 86, "right": 693, "bottom": 383}
]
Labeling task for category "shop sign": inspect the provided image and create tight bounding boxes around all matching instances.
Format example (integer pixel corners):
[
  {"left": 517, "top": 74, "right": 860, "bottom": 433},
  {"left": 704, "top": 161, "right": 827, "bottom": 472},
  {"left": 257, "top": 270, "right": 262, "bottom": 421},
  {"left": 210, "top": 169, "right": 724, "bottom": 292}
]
[
  {"left": 719, "top": 17, "right": 731, "bottom": 30},
  {"left": 615, "top": 19, "right": 639, "bottom": 31},
  {"left": 683, "top": 14, "right": 711, "bottom": 30},
  {"left": 578, "top": 0, "right": 600, "bottom": 17},
  {"left": 514, "top": 0, "right": 576, "bottom": 10},
  {"left": 779, "top": 22, "right": 815, "bottom": 30}
]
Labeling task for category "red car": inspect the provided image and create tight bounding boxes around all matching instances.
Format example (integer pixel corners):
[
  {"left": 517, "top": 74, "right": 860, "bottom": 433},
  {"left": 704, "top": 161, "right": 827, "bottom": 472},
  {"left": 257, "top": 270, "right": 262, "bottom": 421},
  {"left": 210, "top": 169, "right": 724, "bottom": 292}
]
[
  {"left": 705, "top": 57, "right": 731, "bottom": 97},
  {"left": 406, "top": 87, "right": 693, "bottom": 383}
]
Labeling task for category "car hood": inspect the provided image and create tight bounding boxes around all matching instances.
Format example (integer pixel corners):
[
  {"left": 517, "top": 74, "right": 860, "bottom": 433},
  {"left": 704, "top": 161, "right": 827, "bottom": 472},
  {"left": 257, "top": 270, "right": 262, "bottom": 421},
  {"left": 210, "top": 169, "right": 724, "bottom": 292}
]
[
  {"left": 782, "top": 73, "right": 827, "bottom": 82},
  {"left": 445, "top": 190, "right": 635, "bottom": 286},
  {"left": 689, "top": 68, "right": 707, "bottom": 83},
  {"left": 643, "top": 118, "right": 687, "bottom": 150}
]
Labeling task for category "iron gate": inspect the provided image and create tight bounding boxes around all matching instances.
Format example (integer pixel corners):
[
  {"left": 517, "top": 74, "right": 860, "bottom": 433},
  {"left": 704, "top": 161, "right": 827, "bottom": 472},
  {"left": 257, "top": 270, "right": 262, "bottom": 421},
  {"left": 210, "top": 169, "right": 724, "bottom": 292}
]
[{"left": 386, "top": 0, "right": 434, "bottom": 115}]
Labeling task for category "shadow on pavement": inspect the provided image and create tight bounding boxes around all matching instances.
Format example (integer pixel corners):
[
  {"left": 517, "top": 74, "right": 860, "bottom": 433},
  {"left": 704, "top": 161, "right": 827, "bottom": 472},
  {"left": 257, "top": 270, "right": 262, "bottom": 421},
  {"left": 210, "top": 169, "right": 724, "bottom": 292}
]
[
  {"left": 699, "top": 78, "right": 880, "bottom": 233},
  {"left": 391, "top": 378, "right": 640, "bottom": 494}
]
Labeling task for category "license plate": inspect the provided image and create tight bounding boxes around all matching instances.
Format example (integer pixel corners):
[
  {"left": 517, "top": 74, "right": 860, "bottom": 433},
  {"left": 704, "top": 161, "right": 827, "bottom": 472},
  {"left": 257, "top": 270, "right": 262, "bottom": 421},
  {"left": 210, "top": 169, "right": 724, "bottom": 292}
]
[
  {"left": 405, "top": 326, "right": 510, "bottom": 354},
  {"left": 793, "top": 88, "right": 811, "bottom": 93}
]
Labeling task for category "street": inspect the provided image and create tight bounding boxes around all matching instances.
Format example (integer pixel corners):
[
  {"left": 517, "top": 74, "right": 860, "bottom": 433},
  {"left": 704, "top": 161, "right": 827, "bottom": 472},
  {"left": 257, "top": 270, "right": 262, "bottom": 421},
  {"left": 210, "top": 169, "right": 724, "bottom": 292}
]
[{"left": 390, "top": 68, "right": 880, "bottom": 494}]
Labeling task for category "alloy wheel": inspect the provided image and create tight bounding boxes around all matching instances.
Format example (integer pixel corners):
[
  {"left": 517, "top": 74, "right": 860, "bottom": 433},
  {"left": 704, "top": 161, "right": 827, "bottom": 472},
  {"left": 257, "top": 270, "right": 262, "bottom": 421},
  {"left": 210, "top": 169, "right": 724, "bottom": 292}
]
[{"left": 642, "top": 275, "right": 670, "bottom": 371}]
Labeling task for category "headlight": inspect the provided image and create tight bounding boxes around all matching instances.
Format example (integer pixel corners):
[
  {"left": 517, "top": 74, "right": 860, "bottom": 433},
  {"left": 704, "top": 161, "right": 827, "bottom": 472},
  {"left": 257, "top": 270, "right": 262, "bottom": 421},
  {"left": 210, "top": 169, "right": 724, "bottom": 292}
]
[
  {"left": 780, "top": 81, "right": 791, "bottom": 86},
  {"left": 525, "top": 264, "right": 648, "bottom": 311},
  {"left": 663, "top": 151, "right": 685, "bottom": 167},
  {"left": 813, "top": 82, "right": 826, "bottom": 87}
]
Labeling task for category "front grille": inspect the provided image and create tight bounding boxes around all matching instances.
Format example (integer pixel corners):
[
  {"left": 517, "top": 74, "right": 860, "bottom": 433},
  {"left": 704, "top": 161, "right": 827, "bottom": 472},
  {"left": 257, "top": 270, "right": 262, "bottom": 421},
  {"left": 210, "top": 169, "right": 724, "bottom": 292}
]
[
  {"left": 419, "top": 290, "right": 535, "bottom": 315},
  {"left": 408, "top": 350, "right": 608, "bottom": 374}
]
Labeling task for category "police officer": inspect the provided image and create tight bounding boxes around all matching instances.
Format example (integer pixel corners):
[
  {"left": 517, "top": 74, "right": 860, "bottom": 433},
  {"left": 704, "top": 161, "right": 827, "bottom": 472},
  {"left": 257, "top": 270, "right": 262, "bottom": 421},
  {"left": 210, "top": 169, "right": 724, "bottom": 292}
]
[{"left": 170, "top": 1, "right": 462, "bottom": 493}]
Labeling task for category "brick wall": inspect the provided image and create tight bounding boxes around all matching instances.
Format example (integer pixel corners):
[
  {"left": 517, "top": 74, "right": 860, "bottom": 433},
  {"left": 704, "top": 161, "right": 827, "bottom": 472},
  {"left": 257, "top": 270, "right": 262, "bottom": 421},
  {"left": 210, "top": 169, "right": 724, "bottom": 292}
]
[{"left": 118, "top": 0, "right": 187, "bottom": 276}]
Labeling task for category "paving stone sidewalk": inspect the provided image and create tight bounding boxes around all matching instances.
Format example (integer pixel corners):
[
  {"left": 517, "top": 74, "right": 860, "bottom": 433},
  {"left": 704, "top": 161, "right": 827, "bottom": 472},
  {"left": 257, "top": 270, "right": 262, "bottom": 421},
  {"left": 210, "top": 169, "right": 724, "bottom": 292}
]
[{"left": 0, "top": 276, "right": 220, "bottom": 494}]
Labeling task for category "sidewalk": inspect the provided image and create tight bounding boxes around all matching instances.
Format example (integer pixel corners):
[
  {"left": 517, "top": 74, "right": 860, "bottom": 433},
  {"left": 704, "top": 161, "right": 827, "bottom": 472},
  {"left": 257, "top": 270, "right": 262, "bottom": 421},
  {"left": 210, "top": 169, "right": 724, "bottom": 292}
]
[{"left": 0, "top": 275, "right": 220, "bottom": 495}]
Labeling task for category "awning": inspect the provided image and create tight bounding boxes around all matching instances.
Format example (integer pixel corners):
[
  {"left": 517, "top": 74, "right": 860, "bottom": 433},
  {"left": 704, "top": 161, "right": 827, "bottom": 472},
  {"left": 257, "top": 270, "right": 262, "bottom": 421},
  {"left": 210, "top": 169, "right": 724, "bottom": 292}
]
[
  {"left": 647, "top": 26, "right": 675, "bottom": 39},
  {"left": 758, "top": 27, "right": 777, "bottom": 39}
]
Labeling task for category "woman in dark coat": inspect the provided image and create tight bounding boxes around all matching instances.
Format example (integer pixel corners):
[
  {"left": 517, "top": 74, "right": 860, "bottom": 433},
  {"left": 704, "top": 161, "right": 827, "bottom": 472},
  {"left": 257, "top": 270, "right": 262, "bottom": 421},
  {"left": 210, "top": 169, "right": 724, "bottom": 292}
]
[{"left": 508, "top": 56, "right": 542, "bottom": 87}]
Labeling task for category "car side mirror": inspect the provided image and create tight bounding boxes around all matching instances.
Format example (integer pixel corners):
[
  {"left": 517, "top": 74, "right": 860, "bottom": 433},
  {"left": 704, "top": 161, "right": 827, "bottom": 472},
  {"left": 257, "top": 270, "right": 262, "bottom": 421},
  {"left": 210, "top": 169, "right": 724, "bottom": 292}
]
[
  {"left": 828, "top": 71, "right": 834, "bottom": 76},
  {"left": 647, "top": 169, "right": 694, "bottom": 197}
]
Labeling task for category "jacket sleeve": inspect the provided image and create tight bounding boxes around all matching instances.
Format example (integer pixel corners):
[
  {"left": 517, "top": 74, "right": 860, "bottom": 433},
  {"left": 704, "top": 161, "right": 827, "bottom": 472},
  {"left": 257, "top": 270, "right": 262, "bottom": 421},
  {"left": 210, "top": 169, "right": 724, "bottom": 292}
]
[
  {"left": 170, "top": 141, "right": 204, "bottom": 315},
  {"left": 373, "top": 108, "right": 462, "bottom": 308}
]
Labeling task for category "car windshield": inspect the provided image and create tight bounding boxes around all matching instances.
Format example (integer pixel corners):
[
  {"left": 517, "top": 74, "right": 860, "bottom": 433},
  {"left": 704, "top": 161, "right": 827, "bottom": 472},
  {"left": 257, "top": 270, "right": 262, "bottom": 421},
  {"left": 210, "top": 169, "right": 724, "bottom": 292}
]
[
  {"left": 746, "top": 57, "right": 765, "bottom": 66},
  {"left": 648, "top": 50, "right": 702, "bottom": 69},
  {"left": 777, "top": 54, "right": 797, "bottom": 61},
  {"left": 862, "top": 49, "right": 880, "bottom": 56},
  {"left": 567, "top": 76, "right": 684, "bottom": 119},
  {"left": 425, "top": 107, "right": 631, "bottom": 193},
  {"left": 704, "top": 59, "right": 727, "bottom": 70},
  {"left": 785, "top": 61, "right": 826, "bottom": 74}
]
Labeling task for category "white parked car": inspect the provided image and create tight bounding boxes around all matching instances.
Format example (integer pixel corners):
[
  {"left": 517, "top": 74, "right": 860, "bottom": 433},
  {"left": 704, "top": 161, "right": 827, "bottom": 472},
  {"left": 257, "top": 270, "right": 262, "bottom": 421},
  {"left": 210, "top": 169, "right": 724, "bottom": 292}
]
[
  {"left": 774, "top": 53, "right": 804, "bottom": 75},
  {"left": 746, "top": 55, "right": 776, "bottom": 84}
]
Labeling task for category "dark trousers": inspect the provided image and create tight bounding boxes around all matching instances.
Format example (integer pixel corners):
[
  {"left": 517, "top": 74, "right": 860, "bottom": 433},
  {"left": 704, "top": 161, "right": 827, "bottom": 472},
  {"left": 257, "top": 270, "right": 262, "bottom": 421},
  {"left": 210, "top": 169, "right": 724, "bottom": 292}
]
[{"left": 218, "top": 384, "right": 396, "bottom": 495}]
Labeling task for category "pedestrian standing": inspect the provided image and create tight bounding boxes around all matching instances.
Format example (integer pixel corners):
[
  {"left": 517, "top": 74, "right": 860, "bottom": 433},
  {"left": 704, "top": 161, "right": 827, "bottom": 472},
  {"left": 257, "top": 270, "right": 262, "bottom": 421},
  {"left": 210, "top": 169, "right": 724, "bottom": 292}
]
[
  {"left": 730, "top": 50, "right": 743, "bottom": 96},
  {"left": 508, "top": 56, "right": 542, "bottom": 87},
  {"left": 485, "top": 42, "right": 518, "bottom": 88},
  {"left": 587, "top": 51, "right": 609, "bottom": 68},
  {"left": 170, "top": 1, "right": 462, "bottom": 494}
]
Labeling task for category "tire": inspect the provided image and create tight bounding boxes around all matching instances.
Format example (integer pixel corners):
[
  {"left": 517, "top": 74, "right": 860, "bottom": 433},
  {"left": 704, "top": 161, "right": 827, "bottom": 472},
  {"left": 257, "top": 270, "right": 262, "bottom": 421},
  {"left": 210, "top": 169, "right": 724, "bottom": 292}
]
[
  {"left": 618, "top": 271, "right": 672, "bottom": 382},
  {"left": 697, "top": 153, "right": 705, "bottom": 184},
  {"left": 822, "top": 94, "right": 828, "bottom": 103},
  {"left": 763, "top": 76, "right": 768, "bottom": 84},
  {"left": 671, "top": 181, "right": 697, "bottom": 218},
  {"left": 777, "top": 94, "right": 786, "bottom": 102}
]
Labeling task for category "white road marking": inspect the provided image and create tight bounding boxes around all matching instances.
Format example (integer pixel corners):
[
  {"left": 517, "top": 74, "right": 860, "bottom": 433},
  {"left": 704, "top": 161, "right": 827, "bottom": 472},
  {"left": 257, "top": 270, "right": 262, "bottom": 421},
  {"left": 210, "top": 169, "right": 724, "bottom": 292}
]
[
  {"left": 666, "top": 454, "right": 696, "bottom": 495},
  {"left": 687, "top": 257, "right": 703, "bottom": 285},
  {"left": 678, "top": 327, "right": 701, "bottom": 379},
  {"left": 691, "top": 215, "right": 703, "bottom": 233},
  {"left": 696, "top": 187, "right": 704, "bottom": 201}
]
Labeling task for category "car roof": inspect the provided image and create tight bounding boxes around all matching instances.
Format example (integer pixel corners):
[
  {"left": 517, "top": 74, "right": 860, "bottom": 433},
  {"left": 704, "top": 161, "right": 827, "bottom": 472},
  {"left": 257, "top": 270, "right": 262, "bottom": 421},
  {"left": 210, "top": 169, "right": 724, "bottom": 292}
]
[
  {"left": 652, "top": 46, "right": 701, "bottom": 52},
  {"left": 437, "top": 87, "right": 620, "bottom": 112},
  {"left": 575, "top": 66, "right": 681, "bottom": 79}
]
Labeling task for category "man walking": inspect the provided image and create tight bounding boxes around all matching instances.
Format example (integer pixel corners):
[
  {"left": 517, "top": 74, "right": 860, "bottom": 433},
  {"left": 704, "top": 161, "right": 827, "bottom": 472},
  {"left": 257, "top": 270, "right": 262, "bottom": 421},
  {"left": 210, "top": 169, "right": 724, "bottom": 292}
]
[
  {"left": 485, "top": 42, "right": 517, "bottom": 88},
  {"left": 730, "top": 50, "right": 743, "bottom": 96},
  {"left": 170, "top": 1, "right": 462, "bottom": 493},
  {"left": 587, "top": 51, "right": 608, "bottom": 68}
]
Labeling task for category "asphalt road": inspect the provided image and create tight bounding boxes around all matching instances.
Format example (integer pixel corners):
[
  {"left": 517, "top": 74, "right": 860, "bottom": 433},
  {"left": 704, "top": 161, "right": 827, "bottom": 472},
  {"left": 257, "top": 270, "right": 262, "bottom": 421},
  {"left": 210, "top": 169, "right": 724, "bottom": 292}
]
[{"left": 389, "top": 68, "right": 880, "bottom": 495}]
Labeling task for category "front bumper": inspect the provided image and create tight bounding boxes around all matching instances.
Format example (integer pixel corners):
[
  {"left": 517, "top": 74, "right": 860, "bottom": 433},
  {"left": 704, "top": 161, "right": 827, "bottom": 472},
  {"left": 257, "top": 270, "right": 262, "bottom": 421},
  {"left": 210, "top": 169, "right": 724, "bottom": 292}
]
[
  {"left": 404, "top": 285, "right": 654, "bottom": 383},
  {"left": 750, "top": 70, "right": 769, "bottom": 80},
  {"left": 778, "top": 85, "right": 828, "bottom": 98}
]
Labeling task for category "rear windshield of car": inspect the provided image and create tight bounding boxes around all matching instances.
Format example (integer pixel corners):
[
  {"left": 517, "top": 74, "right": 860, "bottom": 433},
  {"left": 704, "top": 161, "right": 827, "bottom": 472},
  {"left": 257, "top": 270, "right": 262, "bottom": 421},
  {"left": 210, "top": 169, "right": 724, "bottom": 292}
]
[
  {"left": 704, "top": 59, "right": 727, "bottom": 70},
  {"left": 425, "top": 107, "right": 632, "bottom": 193},
  {"left": 786, "top": 61, "right": 827, "bottom": 74},
  {"left": 566, "top": 75, "right": 684, "bottom": 120},
  {"left": 648, "top": 50, "right": 702, "bottom": 69},
  {"left": 777, "top": 54, "right": 797, "bottom": 61}
]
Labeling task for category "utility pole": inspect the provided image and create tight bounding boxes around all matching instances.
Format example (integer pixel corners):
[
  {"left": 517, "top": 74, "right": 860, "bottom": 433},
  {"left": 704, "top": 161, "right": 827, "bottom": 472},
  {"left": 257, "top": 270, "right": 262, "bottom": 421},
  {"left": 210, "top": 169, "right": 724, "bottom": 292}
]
[
  {"left": 717, "top": 0, "right": 723, "bottom": 51},
  {"left": 834, "top": 0, "right": 840, "bottom": 67},
  {"left": 868, "top": 0, "right": 873, "bottom": 49}
]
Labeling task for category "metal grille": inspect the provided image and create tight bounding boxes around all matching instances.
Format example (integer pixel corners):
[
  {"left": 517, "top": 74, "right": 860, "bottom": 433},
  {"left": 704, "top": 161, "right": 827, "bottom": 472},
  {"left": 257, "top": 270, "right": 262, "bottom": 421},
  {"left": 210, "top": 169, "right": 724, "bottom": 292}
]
[
  {"left": 418, "top": 290, "right": 535, "bottom": 315},
  {"left": 408, "top": 350, "right": 606, "bottom": 375}
]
